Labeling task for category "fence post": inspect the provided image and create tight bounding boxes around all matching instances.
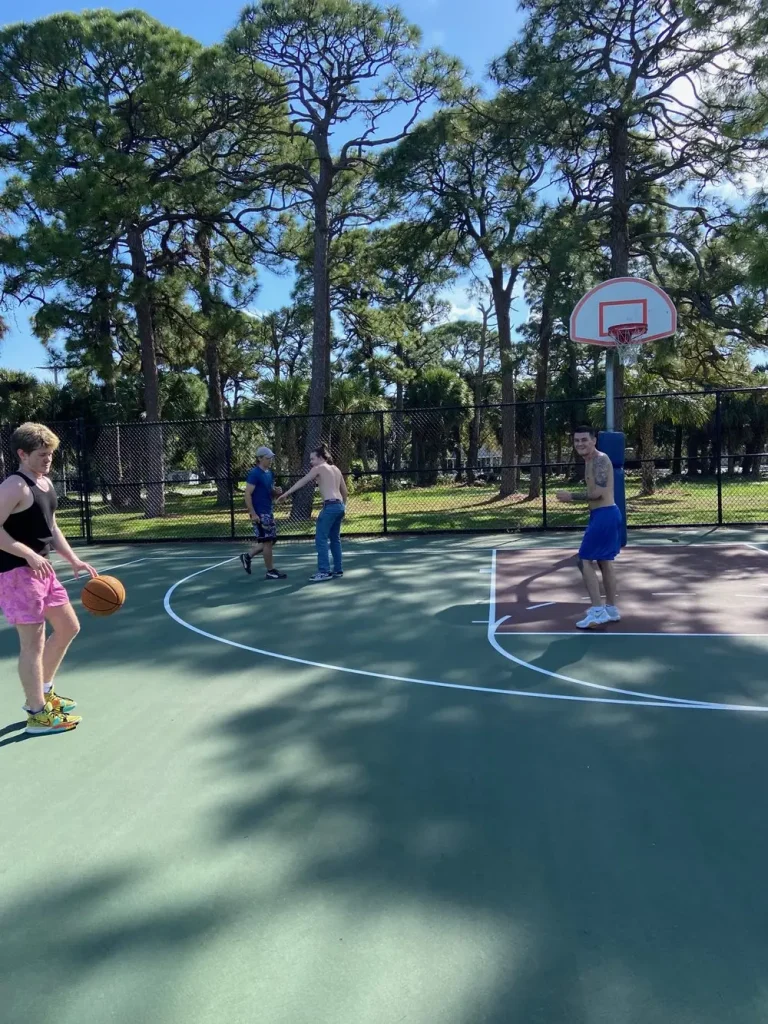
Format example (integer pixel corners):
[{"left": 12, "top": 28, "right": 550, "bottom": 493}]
[
  {"left": 78, "top": 418, "right": 93, "bottom": 544},
  {"left": 716, "top": 391, "right": 723, "bottom": 526},
  {"left": 225, "top": 419, "right": 236, "bottom": 539},
  {"left": 540, "top": 401, "right": 548, "bottom": 529},
  {"left": 379, "top": 411, "right": 388, "bottom": 535}
]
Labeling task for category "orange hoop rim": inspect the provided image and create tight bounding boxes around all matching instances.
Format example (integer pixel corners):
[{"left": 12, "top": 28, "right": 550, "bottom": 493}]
[{"left": 606, "top": 322, "right": 648, "bottom": 345}]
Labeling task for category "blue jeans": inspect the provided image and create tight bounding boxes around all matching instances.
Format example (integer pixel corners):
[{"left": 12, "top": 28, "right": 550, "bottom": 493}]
[{"left": 315, "top": 501, "right": 345, "bottom": 573}]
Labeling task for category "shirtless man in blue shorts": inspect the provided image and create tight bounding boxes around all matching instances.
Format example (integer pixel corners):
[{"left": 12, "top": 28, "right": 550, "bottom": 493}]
[{"left": 556, "top": 426, "right": 622, "bottom": 629}]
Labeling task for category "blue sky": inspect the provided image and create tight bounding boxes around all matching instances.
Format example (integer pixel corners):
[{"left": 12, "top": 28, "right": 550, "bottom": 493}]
[{"left": 0, "top": 0, "right": 527, "bottom": 380}]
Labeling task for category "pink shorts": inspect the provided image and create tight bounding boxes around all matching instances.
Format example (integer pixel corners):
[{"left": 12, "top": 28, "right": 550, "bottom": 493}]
[{"left": 0, "top": 565, "right": 70, "bottom": 626}]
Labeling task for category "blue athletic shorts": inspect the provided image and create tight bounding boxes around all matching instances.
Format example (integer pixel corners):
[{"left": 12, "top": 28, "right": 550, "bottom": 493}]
[
  {"left": 252, "top": 512, "right": 277, "bottom": 543},
  {"left": 578, "top": 505, "right": 622, "bottom": 561}
]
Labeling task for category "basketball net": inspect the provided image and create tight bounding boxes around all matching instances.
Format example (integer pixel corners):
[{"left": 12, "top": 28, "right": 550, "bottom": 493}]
[{"left": 607, "top": 323, "right": 647, "bottom": 367}]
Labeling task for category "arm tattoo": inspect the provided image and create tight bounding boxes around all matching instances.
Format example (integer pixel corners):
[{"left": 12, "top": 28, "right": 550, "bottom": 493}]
[{"left": 594, "top": 455, "right": 610, "bottom": 489}]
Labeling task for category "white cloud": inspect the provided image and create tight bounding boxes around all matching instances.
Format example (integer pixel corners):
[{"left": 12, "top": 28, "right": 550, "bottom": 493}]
[{"left": 447, "top": 302, "right": 482, "bottom": 322}]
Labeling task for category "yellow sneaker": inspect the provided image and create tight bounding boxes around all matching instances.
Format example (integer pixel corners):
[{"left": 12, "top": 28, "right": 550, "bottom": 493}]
[
  {"left": 45, "top": 688, "right": 77, "bottom": 714},
  {"left": 25, "top": 702, "right": 81, "bottom": 736}
]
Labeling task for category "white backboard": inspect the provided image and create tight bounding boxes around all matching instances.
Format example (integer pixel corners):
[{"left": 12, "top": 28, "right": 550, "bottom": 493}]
[{"left": 570, "top": 277, "right": 677, "bottom": 347}]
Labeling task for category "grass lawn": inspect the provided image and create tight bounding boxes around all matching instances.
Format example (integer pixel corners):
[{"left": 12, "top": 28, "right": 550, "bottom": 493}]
[{"left": 53, "top": 475, "right": 768, "bottom": 541}]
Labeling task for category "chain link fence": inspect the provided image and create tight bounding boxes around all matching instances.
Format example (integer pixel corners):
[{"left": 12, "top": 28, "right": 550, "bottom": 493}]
[{"left": 5, "top": 387, "right": 768, "bottom": 541}]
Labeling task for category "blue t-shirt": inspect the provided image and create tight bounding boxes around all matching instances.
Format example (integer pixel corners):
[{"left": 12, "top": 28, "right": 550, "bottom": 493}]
[{"left": 245, "top": 466, "right": 274, "bottom": 515}]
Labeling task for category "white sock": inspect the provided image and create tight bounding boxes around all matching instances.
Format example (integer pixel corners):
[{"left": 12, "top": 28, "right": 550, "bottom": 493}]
[{"left": 44, "top": 682, "right": 53, "bottom": 693}]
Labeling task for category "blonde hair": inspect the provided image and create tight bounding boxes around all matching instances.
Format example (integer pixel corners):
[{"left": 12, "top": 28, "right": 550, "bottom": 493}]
[{"left": 11, "top": 422, "right": 60, "bottom": 455}]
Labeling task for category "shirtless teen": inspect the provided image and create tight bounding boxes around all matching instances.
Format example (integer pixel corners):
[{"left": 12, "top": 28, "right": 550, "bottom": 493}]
[
  {"left": 276, "top": 444, "right": 347, "bottom": 582},
  {"left": 0, "top": 423, "right": 97, "bottom": 734},
  {"left": 556, "top": 426, "right": 623, "bottom": 629}
]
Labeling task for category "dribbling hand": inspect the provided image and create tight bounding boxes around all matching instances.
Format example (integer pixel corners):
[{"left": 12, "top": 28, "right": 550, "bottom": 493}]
[{"left": 71, "top": 559, "right": 98, "bottom": 579}]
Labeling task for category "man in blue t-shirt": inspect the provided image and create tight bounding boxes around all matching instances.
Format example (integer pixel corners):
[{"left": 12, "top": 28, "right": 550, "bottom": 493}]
[{"left": 239, "top": 446, "right": 287, "bottom": 580}]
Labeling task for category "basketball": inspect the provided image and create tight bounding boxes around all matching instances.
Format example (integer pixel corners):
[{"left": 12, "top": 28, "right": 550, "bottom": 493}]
[{"left": 81, "top": 575, "right": 126, "bottom": 616}]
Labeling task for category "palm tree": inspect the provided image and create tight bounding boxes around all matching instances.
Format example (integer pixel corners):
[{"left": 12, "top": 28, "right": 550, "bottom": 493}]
[
  {"left": 621, "top": 361, "right": 714, "bottom": 496},
  {"left": 327, "top": 377, "right": 387, "bottom": 476},
  {"left": 247, "top": 376, "right": 310, "bottom": 480}
]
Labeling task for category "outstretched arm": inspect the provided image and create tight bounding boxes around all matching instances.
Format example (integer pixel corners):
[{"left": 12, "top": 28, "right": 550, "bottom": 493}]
[{"left": 277, "top": 468, "right": 318, "bottom": 502}]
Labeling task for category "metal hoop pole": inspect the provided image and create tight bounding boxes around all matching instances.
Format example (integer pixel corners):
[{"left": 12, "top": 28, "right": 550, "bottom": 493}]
[{"left": 605, "top": 349, "right": 615, "bottom": 431}]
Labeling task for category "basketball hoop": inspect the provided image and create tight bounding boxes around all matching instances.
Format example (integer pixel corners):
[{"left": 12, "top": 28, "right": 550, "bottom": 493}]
[
  {"left": 607, "top": 322, "right": 647, "bottom": 367},
  {"left": 570, "top": 277, "right": 676, "bottom": 430}
]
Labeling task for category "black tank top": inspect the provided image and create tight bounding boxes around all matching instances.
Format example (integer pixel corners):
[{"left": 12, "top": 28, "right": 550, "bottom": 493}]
[{"left": 0, "top": 472, "right": 57, "bottom": 573}]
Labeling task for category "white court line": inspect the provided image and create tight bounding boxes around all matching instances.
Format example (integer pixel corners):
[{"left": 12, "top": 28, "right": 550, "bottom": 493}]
[
  {"left": 487, "top": 549, "right": 768, "bottom": 713},
  {"left": 493, "top": 630, "right": 768, "bottom": 638},
  {"left": 653, "top": 591, "right": 757, "bottom": 598},
  {"left": 526, "top": 601, "right": 556, "bottom": 611},
  {"left": 59, "top": 557, "right": 147, "bottom": 585},
  {"left": 162, "top": 557, "right": 765, "bottom": 713}
]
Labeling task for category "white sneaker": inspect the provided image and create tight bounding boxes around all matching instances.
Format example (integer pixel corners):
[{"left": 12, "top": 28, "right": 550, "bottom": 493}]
[
  {"left": 308, "top": 572, "right": 333, "bottom": 583},
  {"left": 604, "top": 605, "right": 621, "bottom": 622},
  {"left": 577, "top": 606, "right": 610, "bottom": 629}
]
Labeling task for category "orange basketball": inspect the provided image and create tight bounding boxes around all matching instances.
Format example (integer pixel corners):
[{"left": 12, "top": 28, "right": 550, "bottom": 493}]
[{"left": 81, "top": 575, "right": 126, "bottom": 617}]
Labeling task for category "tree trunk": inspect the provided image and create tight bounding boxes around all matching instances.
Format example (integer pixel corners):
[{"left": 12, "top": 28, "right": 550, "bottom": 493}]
[
  {"left": 672, "top": 426, "right": 683, "bottom": 477},
  {"left": 749, "top": 432, "right": 766, "bottom": 479},
  {"left": 337, "top": 422, "right": 353, "bottom": 476},
  {"left": 708, "top": 444, "right": 718, "bottom": 477},
  {"left": 197, "top": 230, "right": 229, "bottom": 507},
  {"left": 127, "top": 225, "right": 165, "bottom": 518},
  {"left": 358, "top": 435, "right": 371, "bottom": 474},
  {"left": 490, "top": 266, "right": 517, "bottom": 497},
  {"left": 467, "top": 418, "right": 479, "bottom": 484},
  {"left": 394, "top": 353, "right": 405, "bottom": 473},
  {"left": 455, "top": 443, "right": 463, "bottom": 482},
  {"left": 528, "top": 283, "right": 554, "bottom": 499},
  {"left": 468, "top": 307, "right": 488, "bottom": 485},
  {"left": 324, "top": 274, "right": 333, "bottom": 401},
  {"left": 687, "top": 435, "right": 701, "bottom": 477},
  {"left": 97, "top": 292, "right": 133, "bottom": 509},
  {"left": 608, "top": 115, "right": 631, "bottom": 433},
  {"left": 294, "top": 176, "right": 331, "bottom": 524},
  {"left": 639, "top": 414, "right": 656, "bottom": 496}
]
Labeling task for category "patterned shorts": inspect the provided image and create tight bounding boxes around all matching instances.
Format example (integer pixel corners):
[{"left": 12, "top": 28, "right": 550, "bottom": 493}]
[
  {"left": 0, "top": 565, "right": 70, "bottom": 626},
  {"left": 252, "top": 512, "right": 277, "bottom": 543}
]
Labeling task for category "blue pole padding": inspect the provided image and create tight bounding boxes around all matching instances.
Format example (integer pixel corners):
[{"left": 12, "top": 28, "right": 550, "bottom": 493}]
[{"left": 597, "top": 430, "right": 627, "bottom": 548}]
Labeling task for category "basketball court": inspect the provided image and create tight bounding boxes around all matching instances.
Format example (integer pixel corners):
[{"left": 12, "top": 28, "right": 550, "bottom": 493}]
[
  {"left": 3, "top": 529, "right": 768, "bottom": 1024},
  {"left": 494, "top": 543, "right": 768, "bottom": 636}
]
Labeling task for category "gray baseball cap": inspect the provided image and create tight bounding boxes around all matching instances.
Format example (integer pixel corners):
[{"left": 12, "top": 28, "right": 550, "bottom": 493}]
[{"left": 256, "top": 446, "right": 275, "bottom": 458}]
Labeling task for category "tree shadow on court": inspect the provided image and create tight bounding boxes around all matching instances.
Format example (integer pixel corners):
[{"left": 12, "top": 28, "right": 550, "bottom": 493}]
[
  {"left": 6, "top": 544, "right": 768, "bottom": 1021},
  {"left": 204, "top": 665, "right": 768, "bottom": 1024},
  {"left": 0, "top": 864, "right": 239, "bottom": 1024}
]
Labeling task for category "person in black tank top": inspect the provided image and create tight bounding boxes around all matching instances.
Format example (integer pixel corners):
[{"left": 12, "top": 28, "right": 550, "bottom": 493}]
[
  {"left": 0, "top": 422, "right": 96, "bottom": 735},
  {"left": 0, "top": 470, "right": 57, "bottom": 573}
]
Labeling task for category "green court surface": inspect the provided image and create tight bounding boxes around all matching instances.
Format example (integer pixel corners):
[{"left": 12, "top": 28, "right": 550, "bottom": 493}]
[{"left": 3, "top": 529, "right": 768, "bottom": 1024}]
